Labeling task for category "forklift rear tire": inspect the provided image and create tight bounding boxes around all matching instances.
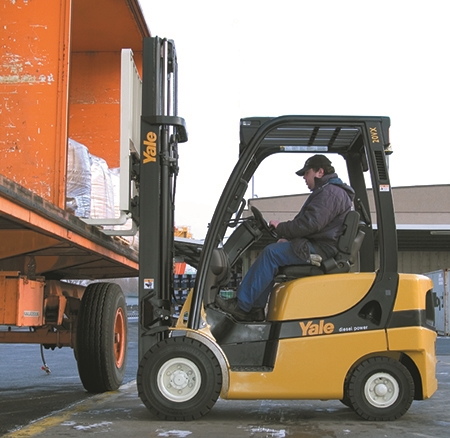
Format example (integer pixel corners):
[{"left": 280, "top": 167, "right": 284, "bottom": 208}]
[
  {"left": 76, "top": 282, "right": 127, "bottom": 393},
  {"left": 347, "top": 356, "right": 414, "bottom": 421},
  {"left": 137, "top": 336, "right": 222, "bottom": 420},
  {"left": 340, "top": 374, "right": 353, "bottom": 409}
]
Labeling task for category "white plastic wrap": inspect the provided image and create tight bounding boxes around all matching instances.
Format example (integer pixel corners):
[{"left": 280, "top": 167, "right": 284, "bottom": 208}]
[
  {"left": 89, "top": 155, "right": 115, "bottom": 220},
  {"left": 66, "top": 138, "right": 92, "bottom": 218},
  {"left": 66, "top": 139, "right": 138, "bottom": 247}
]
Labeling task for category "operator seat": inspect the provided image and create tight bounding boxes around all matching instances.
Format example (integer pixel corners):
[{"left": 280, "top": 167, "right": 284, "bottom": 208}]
[{"left": 276, "top": 210, "right": 365, "bottom": 281}]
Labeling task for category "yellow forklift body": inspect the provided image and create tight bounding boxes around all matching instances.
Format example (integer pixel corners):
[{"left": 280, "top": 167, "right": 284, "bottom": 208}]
[
  {"left": 226, "top": 330, "right": 388, "bottom": 399},
  {"left": 267, "top": 273, "right": 376, "bottom": 321},
  {"left": 394, "top": 274, "right": 433, "bottom": 311},
  {"left": 223, "top": 272, "right": 437, "bottom": 400},
  {"left": 387, "top": 327, "right": 437, "bottom": 398}
]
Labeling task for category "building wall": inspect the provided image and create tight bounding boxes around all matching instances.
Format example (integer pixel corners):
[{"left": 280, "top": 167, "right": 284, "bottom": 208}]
[
  {"left": 247, "top": 184, "right": 450, "bottom": 275},
  {"left": 398, "top": 251, "right": 450, "bottom": 275}
]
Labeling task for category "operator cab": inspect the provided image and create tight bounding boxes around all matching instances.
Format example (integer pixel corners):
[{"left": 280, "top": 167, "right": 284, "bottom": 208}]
[{"left": 190, "top": 116, "right": 392, "bottom": 324}]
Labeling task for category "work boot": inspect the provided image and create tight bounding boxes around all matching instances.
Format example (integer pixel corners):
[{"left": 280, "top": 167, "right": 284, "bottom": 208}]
[
  {"left": 310, "top": 254, "right": 322, "bottom": 267},
  {"left": 215, "top": 296, "right": 265, "bottom": 322}
]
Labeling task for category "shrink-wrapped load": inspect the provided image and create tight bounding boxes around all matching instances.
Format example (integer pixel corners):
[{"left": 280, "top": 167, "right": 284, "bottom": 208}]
[
  {"left": 66, "top": 139, "right": 91, "bottom": 218},
  {"left": 89, "top": 155, "right": 115, "bottom": 220}
]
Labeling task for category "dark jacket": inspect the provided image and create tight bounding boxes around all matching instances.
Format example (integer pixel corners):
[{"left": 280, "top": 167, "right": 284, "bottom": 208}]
[{"left": 276, "top": 173, "right": 355, "bottom": 260}]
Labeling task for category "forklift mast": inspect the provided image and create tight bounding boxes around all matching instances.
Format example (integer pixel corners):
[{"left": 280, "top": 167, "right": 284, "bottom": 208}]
[{"left": 138, "top": 37, "right": 187, "bottom": 360}]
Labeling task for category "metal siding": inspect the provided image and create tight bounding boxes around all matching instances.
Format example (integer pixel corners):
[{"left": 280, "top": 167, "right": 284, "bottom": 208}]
[{"left": 424, "top": 269, "right": 449, "bottom": 335}]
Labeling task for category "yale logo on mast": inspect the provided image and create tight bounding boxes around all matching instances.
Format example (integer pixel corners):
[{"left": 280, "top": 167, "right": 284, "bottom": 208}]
[{"left": 143, "top": 131, "right": 157, "bottom": 163}]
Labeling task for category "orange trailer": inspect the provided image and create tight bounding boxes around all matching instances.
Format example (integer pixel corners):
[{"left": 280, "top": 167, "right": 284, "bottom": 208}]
[{"left": 0, "top": 0, "right": 148, "bottom": 392}]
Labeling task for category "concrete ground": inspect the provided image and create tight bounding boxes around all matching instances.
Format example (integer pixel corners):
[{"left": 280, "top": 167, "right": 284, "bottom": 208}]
[{"left": 4, "top": 340, "right": 450, "bottom": 438}]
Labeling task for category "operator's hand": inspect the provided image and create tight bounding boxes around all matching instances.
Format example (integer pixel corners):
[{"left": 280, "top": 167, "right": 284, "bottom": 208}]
[{"left": 269, "top": 220, "right": 279, "bottom": 228}]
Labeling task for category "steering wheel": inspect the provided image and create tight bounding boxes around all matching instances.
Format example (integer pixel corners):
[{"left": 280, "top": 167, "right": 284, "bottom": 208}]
[{"left": 251, "top": 206, "right": 278, "bottom": 239}]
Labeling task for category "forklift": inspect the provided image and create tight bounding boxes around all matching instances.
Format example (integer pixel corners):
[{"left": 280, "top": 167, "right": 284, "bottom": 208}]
[{"left": 135, "top": 37, "right": 437, "bottom": 421}]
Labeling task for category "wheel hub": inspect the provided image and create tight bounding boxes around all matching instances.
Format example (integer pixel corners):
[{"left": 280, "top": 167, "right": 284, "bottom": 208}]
[
  {"left": 113, "top": 307, "right": 126, "bottom": 368},
  {"left": 158, "top": 357, "right": 201, "bottom": 402},
  {"left": 170, "top": 369, "right": 190, "bottom": 390},
  {"left": 365, "top": 372, "right": 400, "bottom": 408},
  {"left": 374, "top": 383, "right": 388, "bottom": 397}
]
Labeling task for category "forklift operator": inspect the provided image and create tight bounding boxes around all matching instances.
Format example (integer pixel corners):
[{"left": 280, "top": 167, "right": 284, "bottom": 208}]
[{"left": 215, "top": 154, "right": 355, "bottom": 322}]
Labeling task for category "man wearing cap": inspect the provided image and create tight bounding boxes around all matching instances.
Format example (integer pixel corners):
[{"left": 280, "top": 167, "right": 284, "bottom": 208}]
[{"left": 215, "top": 154, "right": 355, "bottom": 322}]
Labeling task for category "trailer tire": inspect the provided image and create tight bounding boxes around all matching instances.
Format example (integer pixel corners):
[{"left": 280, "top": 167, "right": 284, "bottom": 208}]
[
  {"left": 347, "top": 356, "right": 414, "bottom": 421},
  {"left": 76, "top": 282, "right": 127, "bottom": 393},
  {"left": 137, "top": 336, "right": 222, "bottom": 420}
]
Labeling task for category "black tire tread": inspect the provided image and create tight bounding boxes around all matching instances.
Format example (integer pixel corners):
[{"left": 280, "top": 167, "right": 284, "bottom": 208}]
[
  {"left": 137, "top": 336, "right": 222, "bottom": 421},
  {"left": 347, "top": 356, "right": 414, "bottom": 421},
  {"left": 76, "top": 282, "right": 127, "bottom": 393}
]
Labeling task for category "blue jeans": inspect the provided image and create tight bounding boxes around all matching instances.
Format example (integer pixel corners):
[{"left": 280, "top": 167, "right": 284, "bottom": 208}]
[{"left": 237, "top": 241, "right": 312, "bottom": 311}]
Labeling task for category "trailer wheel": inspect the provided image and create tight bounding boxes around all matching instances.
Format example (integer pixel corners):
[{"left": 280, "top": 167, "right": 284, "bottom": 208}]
[
  {"left": 347, "top": 357, "right": 414, "bottom": 421},
  {"left": 137, "top": 336, "right": 222, "bottom": 420},
  {"left": 76, "top": 282, "right": 127, "bottom": 393}
]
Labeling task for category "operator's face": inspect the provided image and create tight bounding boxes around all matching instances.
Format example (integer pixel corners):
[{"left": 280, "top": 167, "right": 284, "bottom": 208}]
[{"left": 303, "top": 168, "right": 324, "bottom": 190}]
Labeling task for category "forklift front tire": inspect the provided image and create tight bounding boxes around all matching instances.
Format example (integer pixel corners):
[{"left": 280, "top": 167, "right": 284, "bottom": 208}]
[
  {"left": 347, "top": 356, "right": 414, "bottom": 421},
  {"left": 137, "top": 336, "right": 222, "bottom": 421}
]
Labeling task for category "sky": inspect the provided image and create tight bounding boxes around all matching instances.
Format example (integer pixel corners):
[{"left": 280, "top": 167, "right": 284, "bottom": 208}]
[{"left": 139, "top": 0, "right": 450, "bottom": 239}]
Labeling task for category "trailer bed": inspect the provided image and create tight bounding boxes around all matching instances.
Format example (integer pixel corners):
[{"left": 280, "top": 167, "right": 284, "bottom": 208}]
[{"left": 0, "top": 175, "right": 138, "bottom": 280}]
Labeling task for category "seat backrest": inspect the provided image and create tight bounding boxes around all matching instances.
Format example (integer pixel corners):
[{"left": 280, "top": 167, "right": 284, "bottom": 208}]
[
  {"left": 322, "top": 210, "right": 365, "bottom": 274},
  {"left": 337, "top": 210, "right": 361, "bottom": 254},
  {"left": 277, "top": 210, "right": 365, "bottom": 280}
]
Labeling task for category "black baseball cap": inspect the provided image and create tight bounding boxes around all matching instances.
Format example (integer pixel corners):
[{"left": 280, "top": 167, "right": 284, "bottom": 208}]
[{"left": 296, "top": 154, "right": 332, "bottom": 176}]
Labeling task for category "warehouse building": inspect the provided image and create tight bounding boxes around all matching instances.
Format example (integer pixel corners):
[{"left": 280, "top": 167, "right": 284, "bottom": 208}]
[{"left": 246, "top": 184, "right": 450, "bottom": 275}]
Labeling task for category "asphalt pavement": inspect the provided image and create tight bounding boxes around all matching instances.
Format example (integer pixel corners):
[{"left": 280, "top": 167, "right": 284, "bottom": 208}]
[
  {"left": 2, "top": 336, "right": 450, "bottom": 438},
  {"left": 0, "top": 320, "right": 138, "bottom": 436}
]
